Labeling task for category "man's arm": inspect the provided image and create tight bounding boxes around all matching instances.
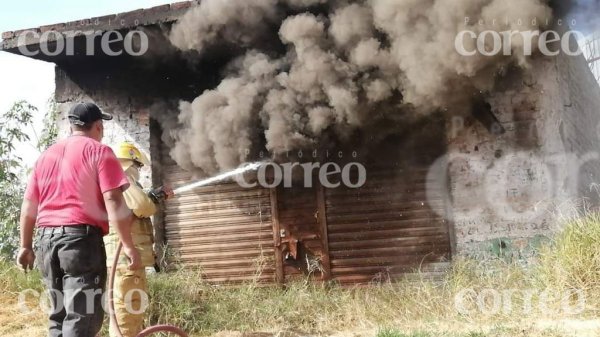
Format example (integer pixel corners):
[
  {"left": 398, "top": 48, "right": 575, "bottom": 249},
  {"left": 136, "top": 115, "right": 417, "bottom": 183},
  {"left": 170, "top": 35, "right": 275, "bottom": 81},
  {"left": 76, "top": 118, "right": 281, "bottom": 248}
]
[
  {"left": 103, "top": 187, "right": 142, "bottom": 270},
  {"left": 124, "top": 176, "right": 158, "bottom": 218},
  {"left": 17, "top": 198, "right": 38, "bottom": 271}
]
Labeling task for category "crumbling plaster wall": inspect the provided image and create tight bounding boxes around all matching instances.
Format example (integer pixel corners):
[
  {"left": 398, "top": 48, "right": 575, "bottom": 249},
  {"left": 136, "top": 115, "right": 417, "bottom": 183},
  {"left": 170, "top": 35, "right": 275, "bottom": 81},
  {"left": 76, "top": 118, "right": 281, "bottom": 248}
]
[
  {"left": 448, "top": 43, "right": 600, "bottom": 260},
  {"left": 54, "top": 67, "right": 153, "bottom": 188}
]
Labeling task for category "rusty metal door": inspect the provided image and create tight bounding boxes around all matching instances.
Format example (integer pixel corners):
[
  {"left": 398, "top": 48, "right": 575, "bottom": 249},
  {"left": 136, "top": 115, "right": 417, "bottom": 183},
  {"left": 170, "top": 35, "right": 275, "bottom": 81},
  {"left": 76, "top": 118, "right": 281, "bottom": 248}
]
[{"left": 269, "top": 184, "right": 331, "bottom": 283}]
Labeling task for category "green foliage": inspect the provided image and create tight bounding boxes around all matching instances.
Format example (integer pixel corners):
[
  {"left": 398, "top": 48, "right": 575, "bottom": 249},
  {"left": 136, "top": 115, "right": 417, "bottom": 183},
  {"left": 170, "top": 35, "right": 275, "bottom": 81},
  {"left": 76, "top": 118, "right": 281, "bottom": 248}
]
[
  {"left": 0, "top": 101, "right": 35, "bottom": 259},
  {"left": 0, "top": 100, "right": 34, "bottom": 182},
  {"left": 0, "top": 183, "right": 25, "bottom": 258},
  {"left": 37, "top": 98, "right": 59, "bottom": 151}
]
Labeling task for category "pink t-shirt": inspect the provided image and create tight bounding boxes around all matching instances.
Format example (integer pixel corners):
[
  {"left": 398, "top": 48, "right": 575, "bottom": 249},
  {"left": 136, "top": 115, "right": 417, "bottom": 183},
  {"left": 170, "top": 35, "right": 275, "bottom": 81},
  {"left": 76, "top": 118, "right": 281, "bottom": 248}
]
[{"left": 24, "top": 136, "right": 130, "bottom": 235}]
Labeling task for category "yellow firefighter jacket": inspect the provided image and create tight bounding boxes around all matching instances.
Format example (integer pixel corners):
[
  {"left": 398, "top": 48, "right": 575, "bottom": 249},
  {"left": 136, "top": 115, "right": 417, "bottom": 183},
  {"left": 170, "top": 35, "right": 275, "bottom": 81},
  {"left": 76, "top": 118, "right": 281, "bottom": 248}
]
[{"left": 104, "top": 166, "right": 157, "bottom": 269}]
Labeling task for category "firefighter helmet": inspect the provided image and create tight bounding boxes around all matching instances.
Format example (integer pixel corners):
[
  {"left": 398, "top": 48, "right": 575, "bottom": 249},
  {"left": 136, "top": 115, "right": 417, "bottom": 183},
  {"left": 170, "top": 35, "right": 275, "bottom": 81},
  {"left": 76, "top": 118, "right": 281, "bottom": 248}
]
[{"left": 114, "top": 142, "right": 150, "bottom": 167}]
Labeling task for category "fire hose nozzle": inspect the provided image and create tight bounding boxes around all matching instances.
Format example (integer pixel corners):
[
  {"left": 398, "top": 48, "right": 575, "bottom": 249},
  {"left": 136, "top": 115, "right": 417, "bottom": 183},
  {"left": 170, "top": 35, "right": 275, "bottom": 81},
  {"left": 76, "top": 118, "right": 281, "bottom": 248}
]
[{"left": 149, "top": 186, "right": 168, "bottom": 203}]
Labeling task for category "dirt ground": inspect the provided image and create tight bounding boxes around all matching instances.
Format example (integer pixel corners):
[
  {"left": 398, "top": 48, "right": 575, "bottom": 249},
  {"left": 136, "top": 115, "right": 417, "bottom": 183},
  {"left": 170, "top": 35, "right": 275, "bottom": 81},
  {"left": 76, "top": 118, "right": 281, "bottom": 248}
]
[{"left": 0, "top": 296, "right": 46, "bottom": 337}]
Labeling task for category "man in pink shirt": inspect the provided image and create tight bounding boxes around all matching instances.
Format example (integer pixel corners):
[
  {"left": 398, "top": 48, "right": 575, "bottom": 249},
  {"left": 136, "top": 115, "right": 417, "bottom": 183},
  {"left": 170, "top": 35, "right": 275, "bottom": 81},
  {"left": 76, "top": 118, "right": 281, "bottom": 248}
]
[{"left": 17, "top": 102, "right": 142, "bottom": 337}]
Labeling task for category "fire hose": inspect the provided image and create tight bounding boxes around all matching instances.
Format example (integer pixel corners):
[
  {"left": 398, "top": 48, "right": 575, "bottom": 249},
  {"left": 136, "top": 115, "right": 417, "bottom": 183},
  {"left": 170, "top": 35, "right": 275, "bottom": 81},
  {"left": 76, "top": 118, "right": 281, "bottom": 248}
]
[
  {"left": 109, "top": 241, "right": 189, "bottom": 337},
  {"left": 107, "top": 162, "right": 263, "bottom": 337}
]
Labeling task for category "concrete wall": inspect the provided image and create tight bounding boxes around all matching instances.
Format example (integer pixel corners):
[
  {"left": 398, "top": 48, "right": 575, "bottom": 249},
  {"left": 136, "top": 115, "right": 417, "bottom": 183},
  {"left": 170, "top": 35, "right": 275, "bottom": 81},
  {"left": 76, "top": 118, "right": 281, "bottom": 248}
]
[{"left": 448, "top": 42, "right": 600, "bottom": 260}]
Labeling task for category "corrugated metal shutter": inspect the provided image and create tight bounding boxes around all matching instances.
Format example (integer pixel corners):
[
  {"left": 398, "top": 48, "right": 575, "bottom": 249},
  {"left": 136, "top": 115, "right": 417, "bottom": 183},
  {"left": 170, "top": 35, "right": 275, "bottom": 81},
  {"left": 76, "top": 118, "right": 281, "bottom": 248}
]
[
  {"left": 326, "top": 163, "right": 451, "bottom": 284},
  {"left": 324, "top": 118, "right": 452, "bottom": 285},
  {"left": 160, "top": 146, "right": 276, "bottom": 284},
  {"left": 157, "top": 115, "right": 451, "bottom": 285}
]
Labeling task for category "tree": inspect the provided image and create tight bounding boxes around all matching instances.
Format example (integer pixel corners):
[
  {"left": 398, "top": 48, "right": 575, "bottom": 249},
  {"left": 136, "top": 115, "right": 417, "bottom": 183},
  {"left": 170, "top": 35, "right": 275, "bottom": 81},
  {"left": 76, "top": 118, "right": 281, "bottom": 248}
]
[
  {"left": 0, "top": 101, "right": 35, "bottom": 259},
  {"left": 37, "top": 98, "right": 59, "bottom": 151},
  {"left": 0, "top": 101, "right": 34, "bottom": 182}
]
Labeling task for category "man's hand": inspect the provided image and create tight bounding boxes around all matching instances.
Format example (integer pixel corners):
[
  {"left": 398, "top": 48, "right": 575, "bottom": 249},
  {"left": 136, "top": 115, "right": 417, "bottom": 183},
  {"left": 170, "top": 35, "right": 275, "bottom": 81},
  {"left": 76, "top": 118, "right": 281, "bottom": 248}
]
[
  {"left": 122, "top": 245, "right": 142, "bottom": 271},
  {"left": 16, "top": 248, "right": 35, "bottom": 272},
  {"left": 19, "top": 198, "right": 38, "bottom": 273}
]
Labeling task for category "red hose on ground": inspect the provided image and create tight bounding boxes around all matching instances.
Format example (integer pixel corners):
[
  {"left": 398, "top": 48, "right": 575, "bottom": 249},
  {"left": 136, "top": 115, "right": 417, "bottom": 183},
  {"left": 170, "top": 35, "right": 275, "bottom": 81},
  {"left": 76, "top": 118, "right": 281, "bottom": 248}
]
[{"left": 109, "top": 242, "right": 189, "bottom": 337}]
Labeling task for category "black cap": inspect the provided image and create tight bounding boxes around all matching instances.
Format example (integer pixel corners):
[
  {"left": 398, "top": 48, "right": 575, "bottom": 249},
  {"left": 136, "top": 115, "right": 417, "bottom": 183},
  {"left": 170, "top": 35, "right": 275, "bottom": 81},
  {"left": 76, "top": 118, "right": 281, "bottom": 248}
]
[{"left": 68, "top": 103, "right": 112, "bottom": 126}]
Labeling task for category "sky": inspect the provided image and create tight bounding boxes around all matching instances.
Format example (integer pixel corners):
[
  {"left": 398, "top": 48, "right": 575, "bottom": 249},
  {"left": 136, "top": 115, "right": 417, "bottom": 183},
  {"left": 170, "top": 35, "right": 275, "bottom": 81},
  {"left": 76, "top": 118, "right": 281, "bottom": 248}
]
[{"left": 0, "top": 0, "right": 172, "bottom": 167}]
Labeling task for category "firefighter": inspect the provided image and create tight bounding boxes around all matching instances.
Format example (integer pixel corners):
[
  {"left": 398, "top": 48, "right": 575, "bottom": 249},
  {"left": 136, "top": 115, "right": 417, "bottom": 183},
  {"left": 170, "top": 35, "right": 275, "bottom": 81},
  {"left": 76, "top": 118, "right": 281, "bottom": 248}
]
[{"left": 104, "top": 142, "right": 173, "bottom": 337}]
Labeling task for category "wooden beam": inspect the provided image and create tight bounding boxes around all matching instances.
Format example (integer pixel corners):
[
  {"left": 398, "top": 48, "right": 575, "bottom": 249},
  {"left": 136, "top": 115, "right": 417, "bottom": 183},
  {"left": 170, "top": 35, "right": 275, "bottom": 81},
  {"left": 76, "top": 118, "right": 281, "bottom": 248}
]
[
  {"left": 317, "top": 183, "right": 332, "bottom": 281},
  {"left": 150, "top": 118, "right": 167, "bottom": 270},
  {"left": 269, "top": 187, "right": 284, "bottom": 284}
]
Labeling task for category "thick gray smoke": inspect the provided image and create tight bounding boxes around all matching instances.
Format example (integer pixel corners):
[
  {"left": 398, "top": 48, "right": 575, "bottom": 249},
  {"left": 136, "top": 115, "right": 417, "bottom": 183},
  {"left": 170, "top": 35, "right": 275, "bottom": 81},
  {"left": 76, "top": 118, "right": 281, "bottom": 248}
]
[{"left": 165, "top": 0, "right": 554, "bottom": 174}]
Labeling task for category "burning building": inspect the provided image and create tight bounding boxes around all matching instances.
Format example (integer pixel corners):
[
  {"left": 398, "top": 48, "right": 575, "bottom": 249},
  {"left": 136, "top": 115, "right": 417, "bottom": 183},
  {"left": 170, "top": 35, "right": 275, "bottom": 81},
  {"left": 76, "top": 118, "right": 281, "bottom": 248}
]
[{"left": 2, "top": 0, "right": 600, "bottom": 284}]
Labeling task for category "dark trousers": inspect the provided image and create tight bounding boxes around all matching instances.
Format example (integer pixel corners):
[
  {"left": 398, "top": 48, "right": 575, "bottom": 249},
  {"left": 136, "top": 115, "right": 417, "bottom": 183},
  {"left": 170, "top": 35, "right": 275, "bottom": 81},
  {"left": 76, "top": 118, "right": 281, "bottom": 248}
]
[{"left": 35, "top": 226, "right": 107, "bottom": 337}]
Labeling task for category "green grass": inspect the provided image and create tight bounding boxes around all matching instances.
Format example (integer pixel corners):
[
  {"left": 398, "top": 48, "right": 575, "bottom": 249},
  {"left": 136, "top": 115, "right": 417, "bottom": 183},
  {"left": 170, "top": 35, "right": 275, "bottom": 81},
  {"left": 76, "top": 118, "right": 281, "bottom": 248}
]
[
  {"left": 1, "top": 211, "right": 599, "bottom": 336},
  {"left": 535, "top": 212, "right": 600, "bottom": 301},
  {"left": 141, "top": 211, "right": 600, "bottom": 335},
  {"left": 0, "top": 258, "right": 43, "bottom": 294}
]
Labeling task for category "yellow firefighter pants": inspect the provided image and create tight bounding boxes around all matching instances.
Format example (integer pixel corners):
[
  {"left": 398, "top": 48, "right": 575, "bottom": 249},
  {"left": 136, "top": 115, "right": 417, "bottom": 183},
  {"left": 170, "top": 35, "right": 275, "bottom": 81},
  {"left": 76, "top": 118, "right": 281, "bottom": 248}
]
[{"left": 109, "top": 268, "right": 148, "bottom": 337}]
